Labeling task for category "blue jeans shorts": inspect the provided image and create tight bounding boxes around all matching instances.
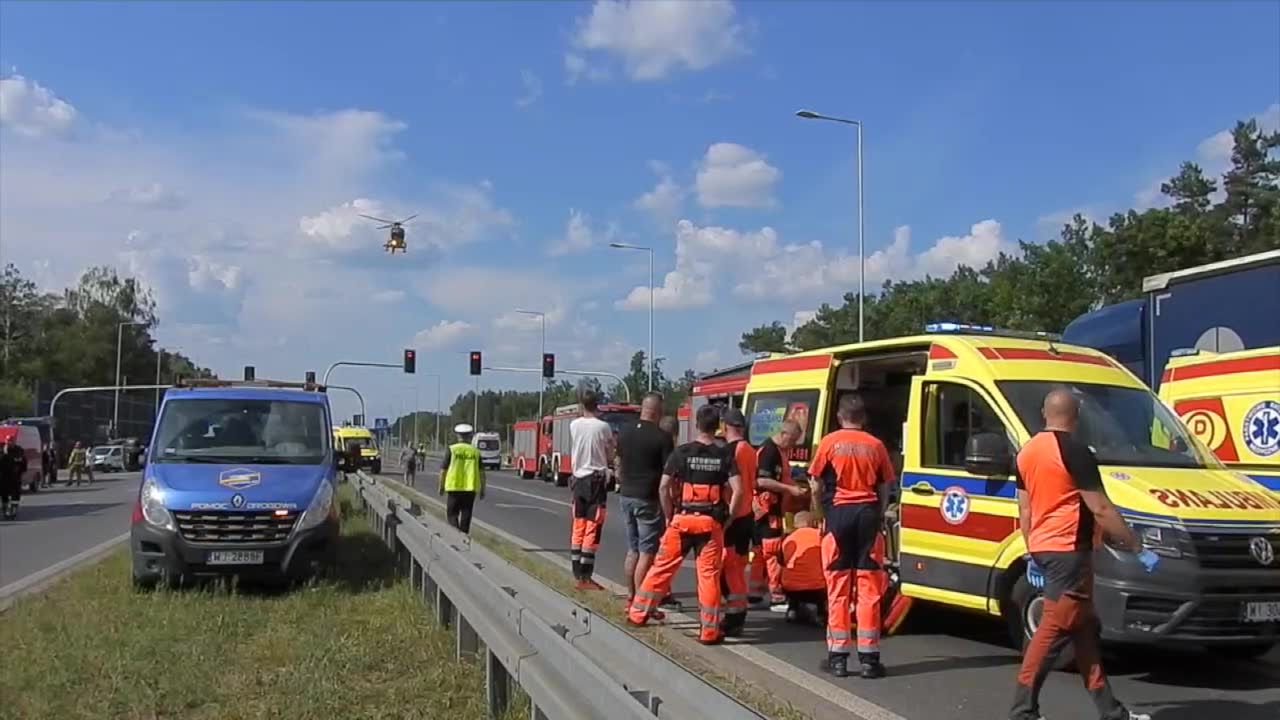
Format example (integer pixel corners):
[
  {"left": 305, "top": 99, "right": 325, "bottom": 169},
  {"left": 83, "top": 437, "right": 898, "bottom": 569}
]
[{"left": 619, "top": 496, "right": 665, "bottom": 554}]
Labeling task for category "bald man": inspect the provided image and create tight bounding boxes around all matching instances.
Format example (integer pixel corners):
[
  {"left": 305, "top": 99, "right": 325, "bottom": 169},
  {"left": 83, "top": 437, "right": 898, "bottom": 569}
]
[
  {"left": 1009, "top": 387, "right": 1155, "bottom": 720},
  {"left": 617, "top": 392, "right": 674, "bottom": 609}
]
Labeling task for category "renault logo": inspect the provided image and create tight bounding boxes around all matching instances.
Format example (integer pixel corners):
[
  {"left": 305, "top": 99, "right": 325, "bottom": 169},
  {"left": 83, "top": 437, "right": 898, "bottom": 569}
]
[
  {"left": 1250, "top": 537, "right": 1276, "bottom": 566},
  {"left": 230, "top": 493, "right": 246, "bottom": 509},
  {"left": 219, "top": 468, "right": 261, "bottom": 490}
]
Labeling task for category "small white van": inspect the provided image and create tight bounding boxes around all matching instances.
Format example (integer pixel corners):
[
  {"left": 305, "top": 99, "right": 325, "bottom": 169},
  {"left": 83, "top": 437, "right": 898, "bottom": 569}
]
[{"left": 472, "top": 432, "right": 501, "bottom": 470}]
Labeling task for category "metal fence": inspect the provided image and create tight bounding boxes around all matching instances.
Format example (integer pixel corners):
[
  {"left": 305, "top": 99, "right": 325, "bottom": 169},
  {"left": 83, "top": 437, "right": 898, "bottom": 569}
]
[
  {"left": 353, "top": 473, "right": 765, "bottom": 720},
  {"left": 34, "top": 381, "right": 165, "bottom": 447}
]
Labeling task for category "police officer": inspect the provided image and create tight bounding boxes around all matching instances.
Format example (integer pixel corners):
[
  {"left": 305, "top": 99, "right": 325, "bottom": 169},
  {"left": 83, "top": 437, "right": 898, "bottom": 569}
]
[
  {"left": 439, "top": 423, "right": 486, "bottom": 534},
  {"left": 1, "top": 435, "right": 27, "bottom": 520},
  {"left": 627, "top": 404, "right": 744, "bottom": 645},
  {"left": 810, "top": 393, "right": 895, "bottom": 679},
  {"left": 1009, "top": 389, "right": 1154, "bottom": 720}
]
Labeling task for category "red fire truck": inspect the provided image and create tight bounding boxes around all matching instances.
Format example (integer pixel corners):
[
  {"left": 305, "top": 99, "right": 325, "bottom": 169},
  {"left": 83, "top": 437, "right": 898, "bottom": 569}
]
[
  {"left": 512, "top": 401, "right": 641, "bottom": 485},
  {"left": 677, "top": 361, "right": 753, "bottom": 443}
]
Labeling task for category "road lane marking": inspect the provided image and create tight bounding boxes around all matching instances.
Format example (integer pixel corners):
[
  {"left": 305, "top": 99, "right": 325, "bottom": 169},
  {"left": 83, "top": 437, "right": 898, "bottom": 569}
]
[
  {"left": 489, "top": 484, "right": 571, "bottom": 507},
  {"left": 0, "top": 532, "right": 130, "bottom": 611},
  {"left": 400, "top": 481, "right": 907, "bottom": 720},
  {"left": 495, "top": 502, "right": 556, "bottom": 514}
]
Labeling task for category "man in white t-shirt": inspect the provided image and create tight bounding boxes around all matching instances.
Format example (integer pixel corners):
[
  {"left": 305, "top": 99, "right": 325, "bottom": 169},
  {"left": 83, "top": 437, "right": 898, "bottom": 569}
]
[{"left": 569, "top": 389, "right": 615, "bottom": 590}]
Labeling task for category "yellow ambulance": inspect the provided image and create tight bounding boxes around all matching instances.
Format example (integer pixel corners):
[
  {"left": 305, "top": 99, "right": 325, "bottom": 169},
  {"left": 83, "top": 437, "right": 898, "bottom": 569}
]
[
  {"left": 742, "top": 324, "right": 1280, "bottom": 660},
  {"left": 332, "top": 425, "right": 381, "bottom": 474},
  {"left": 1159, "top": 346, "right": 1280, "bottom": 497}
]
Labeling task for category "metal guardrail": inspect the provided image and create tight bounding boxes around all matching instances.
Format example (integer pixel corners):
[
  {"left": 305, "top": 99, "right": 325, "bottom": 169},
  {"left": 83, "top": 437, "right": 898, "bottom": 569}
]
[{"left": 353, "top": 473, "right": 766, "bottom": 720}]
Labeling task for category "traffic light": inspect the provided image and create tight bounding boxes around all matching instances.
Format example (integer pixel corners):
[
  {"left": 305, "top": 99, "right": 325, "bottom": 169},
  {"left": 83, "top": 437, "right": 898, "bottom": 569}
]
[
  {"left": 305, "top": 370, "right": 316, "bottom": 384},
  {"left": 353, "top": 414, "right": 364, "bottom": 426},
  {"left": 469, "top": 351, "right": 482, "bottom": 376},
  {"left": 542, "top": 353, "right": 555, "bottom": 379},
  {"left": 244, "top": 366, "right": 255, "bottom": 381},
  {"left": 403, "top": 349, "right": 416, "bottom": 374}
]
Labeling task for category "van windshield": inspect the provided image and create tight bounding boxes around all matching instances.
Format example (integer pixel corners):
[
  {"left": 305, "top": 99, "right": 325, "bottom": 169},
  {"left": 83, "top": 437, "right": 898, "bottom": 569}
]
[
  {"left": 476, "top": 438, "right": 499, "bottom": 451},
  {"left": 154, "top": 399, "right": 328, "bottom": 465},
  {"left": 998, "top": 381, "right": 1220, "bottom": 470}
]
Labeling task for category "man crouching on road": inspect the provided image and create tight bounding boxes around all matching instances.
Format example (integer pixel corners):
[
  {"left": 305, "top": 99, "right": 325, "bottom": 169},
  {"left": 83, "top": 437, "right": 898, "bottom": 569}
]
[
  {"left": 439, "top": 423, "right": 485, "bottom": 535},
  {"left": 569, "top": 389, "right": 615, "bottom": 590}
]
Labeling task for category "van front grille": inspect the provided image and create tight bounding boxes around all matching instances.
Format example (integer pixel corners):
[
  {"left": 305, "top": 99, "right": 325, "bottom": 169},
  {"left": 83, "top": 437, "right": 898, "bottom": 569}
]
[{"left": 173, "top": 510, "right": 298, "bottom": 544}]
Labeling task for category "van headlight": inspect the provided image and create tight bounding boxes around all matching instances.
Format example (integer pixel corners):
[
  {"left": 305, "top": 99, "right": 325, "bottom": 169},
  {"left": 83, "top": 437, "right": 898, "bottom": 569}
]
[
  {"left": 140, "top": 477, "right": 176, "bottom": 532},
  {"left": 297, "top": 480, "right": 334, "bottom": 531},
  {"left": 1131, "top": 522, "right": 1184, "bottom": 558}
]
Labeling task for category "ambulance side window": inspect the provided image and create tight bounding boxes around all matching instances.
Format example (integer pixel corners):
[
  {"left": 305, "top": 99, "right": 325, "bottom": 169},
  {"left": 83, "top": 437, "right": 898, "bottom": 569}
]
[{"left": 924, "top": 383, "right": 1007, "bottom": 469}]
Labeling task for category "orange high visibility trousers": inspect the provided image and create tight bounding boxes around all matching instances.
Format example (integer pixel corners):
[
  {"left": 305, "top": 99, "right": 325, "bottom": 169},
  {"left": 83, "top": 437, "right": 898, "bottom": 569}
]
[
  {"left": 750, "top": 536, "right": 785, "bottom": 603},
  {"left": 821, "top": 525, "right": 886, "bottom": 658},
  {"left": 629, "top": 513, "right": 725, "bottom": 643},
  {"left": 570, "top": 504, "right": 607, "bottom": 578},
  {"left": 721, "top": 515, "right": 753, "bottom": 620}
]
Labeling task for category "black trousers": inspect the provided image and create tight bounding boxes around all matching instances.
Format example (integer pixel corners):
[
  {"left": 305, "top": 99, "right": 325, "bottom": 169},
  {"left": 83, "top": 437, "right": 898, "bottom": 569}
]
[
  {"left": 446, "top": 491, "right": 477, "bottom": 534},
  {"left": 0, "top": 476, "right": 20, "bottom": 506}
]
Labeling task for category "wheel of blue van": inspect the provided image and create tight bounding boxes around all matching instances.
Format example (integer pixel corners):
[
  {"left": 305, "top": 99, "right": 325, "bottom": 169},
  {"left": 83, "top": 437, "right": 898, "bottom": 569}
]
[
  {"left": 1207, "top": 643, "right": 1276, "bottom": 661},
  {"left": 131, "top": 571, "right": 158, "bottom": 591},
  {"left": 1006, "top": 575, "right": 1076, "bottom": 671}
]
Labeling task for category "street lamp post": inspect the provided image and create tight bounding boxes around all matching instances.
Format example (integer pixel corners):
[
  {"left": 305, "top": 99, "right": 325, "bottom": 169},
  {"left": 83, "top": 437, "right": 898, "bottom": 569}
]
[
  {"left": 114, "top": 321, "right": 146, "bottom": 437},
  {"left": 609, "top": 243, "right": 655, "bottom": 390},
  {"left": 796, "top": 109, "right": 865, "bottom": 342},
  {"left": 515, "top": 309, "right": 546, "bottom": 422}
]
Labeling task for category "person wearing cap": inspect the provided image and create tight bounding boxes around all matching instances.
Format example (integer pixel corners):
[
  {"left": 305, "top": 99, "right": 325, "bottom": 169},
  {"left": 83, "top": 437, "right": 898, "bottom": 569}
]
[
  {"left": 718, "top": 408, "right": 757, "bottom": 636},
  {"left": 440, "top": 423, "right": 486, "bottom": 534}
]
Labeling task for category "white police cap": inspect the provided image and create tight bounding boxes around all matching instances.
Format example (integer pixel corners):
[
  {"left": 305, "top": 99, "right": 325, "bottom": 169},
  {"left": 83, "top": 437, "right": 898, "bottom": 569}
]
[{"left": 454, "top": 423, "right": 475, "bottom": 434}]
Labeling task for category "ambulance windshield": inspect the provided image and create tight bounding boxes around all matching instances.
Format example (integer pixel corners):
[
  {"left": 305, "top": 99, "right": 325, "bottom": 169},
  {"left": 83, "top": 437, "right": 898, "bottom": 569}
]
[{"left": 998, "top": 381, "right": 1221, "bottom": 470}]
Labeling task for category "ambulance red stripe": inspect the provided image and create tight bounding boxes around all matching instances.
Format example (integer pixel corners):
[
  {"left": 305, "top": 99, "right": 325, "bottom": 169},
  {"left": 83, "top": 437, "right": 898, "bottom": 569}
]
[
  {"left": 901, "top": 503, "right": 1018, "bottom": 543},
  {"left": 751, "top": 354, "right": 832, "bottom": 375},
  {"left": 1161, "top": 354, "right": 1280, "bottom": 383},
  {"left": 977, "top": 346, "right": 1115, "bottom": 368}
]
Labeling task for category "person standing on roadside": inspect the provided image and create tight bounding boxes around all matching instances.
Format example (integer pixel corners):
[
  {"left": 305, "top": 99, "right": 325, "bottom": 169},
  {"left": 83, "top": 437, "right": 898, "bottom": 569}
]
[
  {"left": 719, "top": 408, "right": 757, "bottom": 636},
  {"left": 439, "top": 423, "right": 485, "bottom": 534},
  {"left": 812, "top": 394, "right": 894, "bottom": 680},
  {"left": 402, "top": 443, "right": 418, "bottom": 487},
  {"left": 1009, "top": 389, "right": 1155, "bottom": 720},
  {"left": 616, "top": 392, "right": 674, "bottom": 614},
  {"left": 627, "top": 404, "right": 743, "bottom": 645},
  {"left": 1, "top": 436, "right": 27, "bottom": 520},
  {"left": 67, "top": 441, "right": 87, "bottom": 486},
  {"left": 569, "top": 390, "right": 615, "bottom": 590},
  {"left": 41, "top": 442, "right": 57, "bottom": 487},
  {"left": 751, "top": 419, "right": 807, "bottom": 609}
]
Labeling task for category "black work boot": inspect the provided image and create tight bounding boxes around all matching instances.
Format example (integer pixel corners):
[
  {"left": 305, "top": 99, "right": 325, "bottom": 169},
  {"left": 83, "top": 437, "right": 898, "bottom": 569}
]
[
  {"left": 721, "top": 613, "right": 746, "bottom": 638},
  {"left": 571, "top": 559, "right": 582, "bottom": 580},
  {"left": 859, "top": 653, "right": 886, "bottom": 679},
  {"left": 824, "top": 653, "right": 850, "bottom": 678}
]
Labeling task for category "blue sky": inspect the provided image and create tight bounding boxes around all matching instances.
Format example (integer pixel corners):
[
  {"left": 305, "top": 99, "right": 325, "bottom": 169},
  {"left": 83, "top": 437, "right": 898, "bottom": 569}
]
[{"left": 2, "top": 0, "right": 1277, "bottom": 423}]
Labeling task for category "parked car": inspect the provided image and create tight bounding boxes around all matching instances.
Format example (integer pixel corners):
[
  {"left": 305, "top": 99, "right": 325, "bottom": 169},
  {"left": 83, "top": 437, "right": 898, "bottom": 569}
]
[{"left": 91, "top": 445, "right": 127, "bottom": 473}]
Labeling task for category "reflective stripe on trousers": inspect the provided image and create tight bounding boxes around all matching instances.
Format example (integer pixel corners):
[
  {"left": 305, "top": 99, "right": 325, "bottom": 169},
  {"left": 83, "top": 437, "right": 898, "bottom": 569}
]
[{"left": 628, "top": 514, "right": 725, "bottom": 642}]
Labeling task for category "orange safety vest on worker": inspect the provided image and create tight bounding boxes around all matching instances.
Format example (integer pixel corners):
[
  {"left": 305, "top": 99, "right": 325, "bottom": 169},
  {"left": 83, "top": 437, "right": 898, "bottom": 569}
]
[
  {"left": 628, "top": 439, "right": 738, "bottom": 644},
  {"left": 750, "top": 437, "right": 789, "bottom": 604},
  {"left": 720, "top": 435, "right": 757, "bottom": 633},
  {"left": 810, "top": 427, "right": 894, "bottom": 669},
  {"left": 782, "top": 526, "right": 826, "bottom": 593}
]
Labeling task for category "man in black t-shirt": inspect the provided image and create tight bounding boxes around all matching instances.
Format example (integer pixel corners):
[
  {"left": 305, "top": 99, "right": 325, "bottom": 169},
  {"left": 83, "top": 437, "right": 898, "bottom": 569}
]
[
  {"left": 750, "top": 419, "right": 807, "bottom": 606},
  {"left": 617, "top": 392, "right": 675, "bottom": 607}
]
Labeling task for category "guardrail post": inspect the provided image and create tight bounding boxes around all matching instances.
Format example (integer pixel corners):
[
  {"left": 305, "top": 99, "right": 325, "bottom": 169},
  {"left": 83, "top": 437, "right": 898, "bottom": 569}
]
[
  {"left": 529, "top": 698, "right": 549, "bottom": 720},
  {"left": 423, "top": 574, "right": 438, "bottom": 608},
  {"left": 410, "top": 557, "right": 423, "bottom": 592},
  {"left": 456, "top": 614, "right": 480, "bottom": 660},
  {"left": 436, "top": 588, "right": 454, "bottom": 629},
  {"left": 486, "top": 649, "right": 511, "bottom": 716}
]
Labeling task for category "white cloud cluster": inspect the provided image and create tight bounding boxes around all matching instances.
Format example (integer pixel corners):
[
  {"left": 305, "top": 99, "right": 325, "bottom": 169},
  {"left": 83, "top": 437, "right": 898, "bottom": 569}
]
[
  {"left": 695, "top": 142, "right": 779, "bottom": 208},
  {"left": 249, "top": 107, "right": 407, "bottom": 179},
  {"left": 549, "top": 208, "right": 617, "bottom": 256},
  {"left": 634, "top": 161, "right": 685, "bottom": 226},
  {"left": 413, "top": 320, "right": 475, "bottom": 351},
  {"left": 0, "top": 73, "right": 78, "bottom": 138},
  {"left": 107, "top": 182, "right": 185, "bottom": 210},
  {"left": 618, "top": 219, "right": 1010, "bottom": 310},
  {"left": 566, "top": 0, "right": 746, "bottom": 82}
]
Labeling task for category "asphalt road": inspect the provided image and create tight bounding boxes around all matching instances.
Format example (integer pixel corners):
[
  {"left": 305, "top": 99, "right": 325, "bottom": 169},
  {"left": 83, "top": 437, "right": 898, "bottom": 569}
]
[
  {"left": 386, "top": 463, "right": 1280, "bottom": 720},
  {"left": 0, "top": 471, "right": 140, "bottom": 589}
]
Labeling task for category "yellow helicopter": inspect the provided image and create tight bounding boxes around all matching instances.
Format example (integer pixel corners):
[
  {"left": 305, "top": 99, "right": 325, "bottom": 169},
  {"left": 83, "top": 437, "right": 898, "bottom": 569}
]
[{"left": 359, "top": 213, "right": 418, "bottom": 254}]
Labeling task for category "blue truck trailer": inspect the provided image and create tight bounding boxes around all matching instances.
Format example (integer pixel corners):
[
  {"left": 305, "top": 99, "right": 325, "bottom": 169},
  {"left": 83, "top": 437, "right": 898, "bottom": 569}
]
[{"left": 1063, "top": 249, "right": 1280, "bottom": 387}]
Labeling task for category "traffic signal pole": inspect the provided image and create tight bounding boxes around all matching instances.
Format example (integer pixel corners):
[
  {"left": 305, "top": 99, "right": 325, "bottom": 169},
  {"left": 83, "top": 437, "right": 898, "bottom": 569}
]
[{"left": 482, "top": 366, "right": 632, "bottom": 403}]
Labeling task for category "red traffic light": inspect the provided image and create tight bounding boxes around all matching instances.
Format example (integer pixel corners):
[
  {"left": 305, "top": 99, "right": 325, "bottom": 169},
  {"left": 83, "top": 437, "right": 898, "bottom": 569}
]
[
  {"left": 403, "top": 348, "right": 416, "bottom": 374},
  {"left": 469, "top": 351, "right": 482, "bottom": 376}
]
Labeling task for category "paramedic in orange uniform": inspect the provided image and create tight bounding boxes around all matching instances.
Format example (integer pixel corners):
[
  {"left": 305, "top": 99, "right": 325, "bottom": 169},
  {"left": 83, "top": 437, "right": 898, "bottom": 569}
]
[
  {"left": 810, "top": 393, "right": 894, "bottom": 680},
  {"left": 751, "top": 419, "right": 807, "bottom": 608},
  {"left": 1010, "top": 388, "right": 1156, "bottom": 720},
  {"left": 628, "top": 404, "right": 743, "bottom": 645},
  {"left": 781, "top": 511, "right": 826, "bottom": 626},
  {"left": 719, "top": 409, "right": 756, "bottom": 636}
]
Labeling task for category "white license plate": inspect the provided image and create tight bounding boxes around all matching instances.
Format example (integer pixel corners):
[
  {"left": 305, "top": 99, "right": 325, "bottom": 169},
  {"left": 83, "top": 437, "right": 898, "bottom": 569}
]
[
  {"left": 1243, "top": 601, "right": 1280, "bottom": 623},
  {"left": 207, "top": 550, "right": 265, "bottom": 566}
]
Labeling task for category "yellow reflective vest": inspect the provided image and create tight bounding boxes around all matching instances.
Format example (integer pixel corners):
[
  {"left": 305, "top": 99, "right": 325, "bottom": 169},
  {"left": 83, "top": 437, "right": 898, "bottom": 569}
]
[{"left": 442, "top": 442, "right": 483, "bottom": 493}]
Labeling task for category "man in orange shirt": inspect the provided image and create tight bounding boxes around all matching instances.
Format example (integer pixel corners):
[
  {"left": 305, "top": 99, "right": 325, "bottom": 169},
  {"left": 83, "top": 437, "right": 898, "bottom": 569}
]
[
  {"left": 1010, "top": 389, "right": 1155, "bottom": 720},
  {"left": 810, "top": 393, "right": 894, "bottom": 680},
  {"left": 718, "top": 409, "right": 757, "bottom": 636},
  {"left": 751, "top": 419, "right": 807, "bottom": 608},
  {"left": 780, "top": 511, "right": 826, "bottom": 626}
]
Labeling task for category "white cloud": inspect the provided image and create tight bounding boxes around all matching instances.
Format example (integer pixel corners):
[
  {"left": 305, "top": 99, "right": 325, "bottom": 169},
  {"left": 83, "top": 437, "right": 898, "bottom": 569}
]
[
  {"left": 695, "top": 142, "right": 780, "bottom": 209},
  {"left": 549, "top": 208, "right": 616, "bottom": 256},
  {"left": 107, "top": 182, "right": 185, "bottom": 210},
  {"left": 792, "top": 309, "right": 816, "bottom": 329},
  {"left": 248, "top": 107, "right": 407, "bottom": 179},
  {"left": 634, "top": 162, "right": 685, "bottom": 225},
  {"left": 0, "top": 73, "right": 78, "bottom": 138},
  {"left": 372, "top": 289, "right": 405, "bottom": 304},
  {"left": 120, "top": 247, "right": 248, "bottom": 327},
  {"left": 516, "top": 70, "right": 543, "bottom": 108},
  {"left": 567, "top": 0, "right": 747, "bottom": 82},
  {"left": 413, "top": 320, "right": 475, "bottom": 351}
]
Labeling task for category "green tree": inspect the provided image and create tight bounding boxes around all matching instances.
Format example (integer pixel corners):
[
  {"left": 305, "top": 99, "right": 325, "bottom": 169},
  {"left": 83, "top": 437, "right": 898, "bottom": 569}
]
[
  {"left": 1220, "top": 118, "right": 1280, "bottom": 253},
  {"left": 738, "top": 321, "right": 790, "bottom": 355}
]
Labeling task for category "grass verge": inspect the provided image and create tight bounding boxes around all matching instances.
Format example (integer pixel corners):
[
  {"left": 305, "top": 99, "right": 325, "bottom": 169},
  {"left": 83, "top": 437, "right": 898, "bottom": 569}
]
[
  {"left": 0, "top": 484, "right": 527, "bottom": 720},
  {"left": 381, "top": 476, "right": 813, "bottom": 720}
]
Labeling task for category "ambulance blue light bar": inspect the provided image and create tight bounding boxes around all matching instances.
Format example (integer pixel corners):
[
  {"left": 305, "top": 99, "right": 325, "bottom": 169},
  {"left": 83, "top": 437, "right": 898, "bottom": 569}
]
[{"left": 924, "top": 321, "right": 1063, "bottom": 342}]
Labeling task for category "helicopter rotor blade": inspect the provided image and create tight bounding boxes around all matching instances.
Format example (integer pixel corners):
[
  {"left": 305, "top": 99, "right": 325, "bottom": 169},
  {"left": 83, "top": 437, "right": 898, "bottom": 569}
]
[
  {"left": 358, "top": 214, "right": 395, "bottom": 224},
  {"left": 376, "top": 224, "right": 394, "bottom": 230},
  {"left": 396, "top": 214, "right": 419, "bottom": 225}
]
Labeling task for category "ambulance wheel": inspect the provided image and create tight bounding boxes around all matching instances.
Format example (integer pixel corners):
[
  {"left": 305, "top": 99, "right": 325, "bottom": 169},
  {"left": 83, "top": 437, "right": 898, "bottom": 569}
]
[
  {"left": 1207, "top": 643, "right": 1276, "bottom": 661},
  {"left": 1006, "top": 575, "right": 1075, "bottom": 671}
]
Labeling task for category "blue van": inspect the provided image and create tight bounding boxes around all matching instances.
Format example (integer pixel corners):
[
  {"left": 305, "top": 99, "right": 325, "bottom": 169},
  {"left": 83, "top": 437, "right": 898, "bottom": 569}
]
[{"left": 130, "top": 380, "right": 341, "bottom": 588}]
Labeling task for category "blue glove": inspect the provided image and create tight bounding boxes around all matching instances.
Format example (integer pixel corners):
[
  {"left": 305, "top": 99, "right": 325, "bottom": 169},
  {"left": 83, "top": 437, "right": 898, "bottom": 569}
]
[
  {"left": 1136, "top": 549, "right": 1160, "bottom": 573},
  {"left": 1025, "top": 556, "right": 1045, "bottom": 590}
]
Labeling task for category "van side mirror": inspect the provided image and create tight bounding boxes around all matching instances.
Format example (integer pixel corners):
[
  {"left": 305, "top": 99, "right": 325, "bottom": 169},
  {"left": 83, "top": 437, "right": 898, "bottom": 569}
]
[{"left": 965, "top": 432, "right": 1013, "bottom": 477}]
